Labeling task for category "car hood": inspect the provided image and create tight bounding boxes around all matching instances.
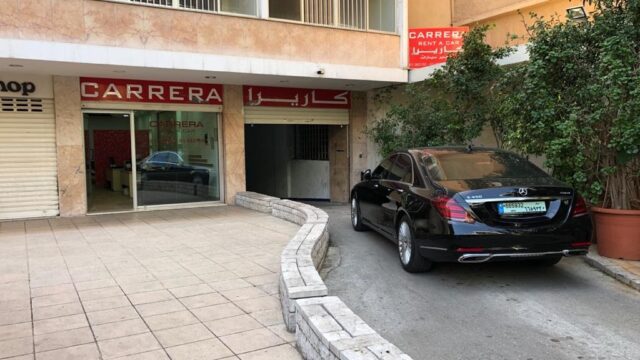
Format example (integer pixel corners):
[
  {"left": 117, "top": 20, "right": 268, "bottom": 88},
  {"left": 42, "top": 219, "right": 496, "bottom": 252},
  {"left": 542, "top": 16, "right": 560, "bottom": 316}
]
[{"left": 436, "top": 177, "right": 567, "bottom": 193}]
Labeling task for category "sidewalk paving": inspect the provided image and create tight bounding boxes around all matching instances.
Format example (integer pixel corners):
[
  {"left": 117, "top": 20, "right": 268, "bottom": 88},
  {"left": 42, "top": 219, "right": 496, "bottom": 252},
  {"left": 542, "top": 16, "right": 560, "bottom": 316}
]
[
  {"left": 585, "top": 245, "right": 640, "bottom": 292},
  {"left": 0, "top": 206, "right": 303, "bottom": 360}
]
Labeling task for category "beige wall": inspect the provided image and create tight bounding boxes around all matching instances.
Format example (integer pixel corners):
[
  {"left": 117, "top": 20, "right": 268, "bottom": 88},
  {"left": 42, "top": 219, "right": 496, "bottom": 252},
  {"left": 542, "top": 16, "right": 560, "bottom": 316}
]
[
  {"left": 53, "top": 76, "right": 87, "bottom": 217},
  {"left": 456, "top": 0, "right": 589, "bottom": 48},
  {"left": 0, "top": 0, "right": 401, "bottom": 69},
  {"left": 222, "top": 85, "right": 246, "bottom": 205},
  {"left": 409, "top": 0, "right": 452, "bottom": 28}
]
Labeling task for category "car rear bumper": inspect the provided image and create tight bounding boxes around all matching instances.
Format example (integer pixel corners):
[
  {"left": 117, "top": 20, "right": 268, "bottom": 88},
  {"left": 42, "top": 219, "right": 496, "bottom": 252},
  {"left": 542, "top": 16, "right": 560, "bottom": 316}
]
[{"left": 456, "top": 248, "right": 588, "bottom": 263}]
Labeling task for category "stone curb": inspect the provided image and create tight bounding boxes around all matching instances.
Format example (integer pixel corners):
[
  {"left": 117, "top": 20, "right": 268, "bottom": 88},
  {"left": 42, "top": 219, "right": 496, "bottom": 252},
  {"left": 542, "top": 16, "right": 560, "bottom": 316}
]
[
  {"left": 584, "top": 246, "right": 640, "bottom": 292},
  {"left": 235, "top": 192, "right": 413, "bottom": 360}
]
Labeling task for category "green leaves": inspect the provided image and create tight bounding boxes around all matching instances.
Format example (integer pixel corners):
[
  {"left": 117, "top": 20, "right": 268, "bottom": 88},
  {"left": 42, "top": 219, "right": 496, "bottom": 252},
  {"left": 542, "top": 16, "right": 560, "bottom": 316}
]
[
  {"left": 505, "top": 0, "right": 640, "bottom": 209},
  {"left": 367, "top": 25, "right": 514, "bottom": 157}
]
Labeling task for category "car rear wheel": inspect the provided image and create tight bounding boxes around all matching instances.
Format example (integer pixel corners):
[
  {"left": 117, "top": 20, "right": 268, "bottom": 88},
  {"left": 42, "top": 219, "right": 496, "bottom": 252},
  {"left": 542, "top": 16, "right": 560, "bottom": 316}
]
[
  {"left": 351, "top": 197, "right": 368, "bottom": 231},
  {"left": 397, "top": 218, "right": 432, "bottom": 273}
]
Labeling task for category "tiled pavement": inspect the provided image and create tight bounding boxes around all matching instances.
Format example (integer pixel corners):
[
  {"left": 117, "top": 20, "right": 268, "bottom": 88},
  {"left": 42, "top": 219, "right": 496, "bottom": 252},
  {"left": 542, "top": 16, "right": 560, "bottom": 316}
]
[{"left": 0, "top": 206, "right": 303, "bottom": 360}]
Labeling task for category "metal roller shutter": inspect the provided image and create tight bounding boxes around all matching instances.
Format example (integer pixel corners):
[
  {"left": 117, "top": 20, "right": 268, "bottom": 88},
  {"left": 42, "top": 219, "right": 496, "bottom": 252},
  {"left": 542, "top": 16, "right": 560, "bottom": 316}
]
[
  {"left": 0, "top": 97, "right": 59, "bottom": 220},
  {"left": 244, "top": 107, "right": 349, "bottom": 125}
]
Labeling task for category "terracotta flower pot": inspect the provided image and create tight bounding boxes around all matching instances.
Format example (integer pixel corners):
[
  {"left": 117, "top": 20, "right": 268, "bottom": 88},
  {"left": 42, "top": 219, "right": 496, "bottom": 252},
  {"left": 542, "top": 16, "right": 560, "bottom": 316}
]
[{"left": 592, "top": 207, "right": 640, "bottom": 260}]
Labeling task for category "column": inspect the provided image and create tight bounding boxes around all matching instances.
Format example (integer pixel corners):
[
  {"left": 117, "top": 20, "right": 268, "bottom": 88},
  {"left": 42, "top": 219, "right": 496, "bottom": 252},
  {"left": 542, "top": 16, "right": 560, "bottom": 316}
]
[
  {"left": 53, "top": 76, "right": 87, "bottom": 217},
  {"left": 222, "top": 85, "right": 246, "bottom": 205}
]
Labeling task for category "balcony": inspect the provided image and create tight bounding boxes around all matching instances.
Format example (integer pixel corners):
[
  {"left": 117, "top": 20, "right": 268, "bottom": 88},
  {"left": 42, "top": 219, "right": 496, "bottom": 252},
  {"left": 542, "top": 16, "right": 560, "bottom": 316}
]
[{"left": 111, "top": 0, "right": 398, "bottom": 33}]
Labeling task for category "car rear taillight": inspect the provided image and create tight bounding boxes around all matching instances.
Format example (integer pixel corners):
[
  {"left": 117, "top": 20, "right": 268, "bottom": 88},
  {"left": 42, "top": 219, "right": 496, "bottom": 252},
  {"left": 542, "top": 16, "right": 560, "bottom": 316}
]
[
  {"left": 572, "top": 195, "right": 588, "bottom": 217},
  {"left": 433, "top": 196, "right": 474, "bottom": 223}
]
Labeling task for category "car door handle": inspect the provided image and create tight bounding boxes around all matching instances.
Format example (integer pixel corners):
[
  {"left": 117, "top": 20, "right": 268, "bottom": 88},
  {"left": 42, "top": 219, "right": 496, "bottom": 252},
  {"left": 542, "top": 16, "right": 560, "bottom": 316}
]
[{"left": 373, "top": 184, "right": 380, "bottom": 188}]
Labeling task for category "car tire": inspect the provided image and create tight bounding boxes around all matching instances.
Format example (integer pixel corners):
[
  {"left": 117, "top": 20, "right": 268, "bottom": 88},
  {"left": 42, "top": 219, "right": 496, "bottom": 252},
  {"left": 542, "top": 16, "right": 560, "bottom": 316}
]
[
  {"left": 397, "top": 217, "right": 433, "bottom": 273},
  {"left": 351, "top": 196, "right": 368, "bottom": 232},
  {"left": 533, "top": 255, "right": 563, "bottom": 267}
]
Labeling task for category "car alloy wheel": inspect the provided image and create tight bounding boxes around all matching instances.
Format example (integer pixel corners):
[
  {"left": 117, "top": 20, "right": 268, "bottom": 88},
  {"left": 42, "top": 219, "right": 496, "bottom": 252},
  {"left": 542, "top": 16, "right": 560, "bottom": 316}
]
[
  {"left": 397, "top": 217, "right": 432, "bottom": 273},
  {"left": 351, "top": 197, "right": 367, "bottom": 231},
  {"left": 351, "top": 198, "right": 358, "bottom": 227},
  {"left": 398, "top": 221, "right": 412, "bottom": 265}
]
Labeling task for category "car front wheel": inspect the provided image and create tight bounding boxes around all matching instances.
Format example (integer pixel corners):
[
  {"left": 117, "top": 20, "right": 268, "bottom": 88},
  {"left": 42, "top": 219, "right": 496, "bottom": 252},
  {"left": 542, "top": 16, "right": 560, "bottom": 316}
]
[{"left": 397, "top": 218, "right": 432, "bottom": 273}]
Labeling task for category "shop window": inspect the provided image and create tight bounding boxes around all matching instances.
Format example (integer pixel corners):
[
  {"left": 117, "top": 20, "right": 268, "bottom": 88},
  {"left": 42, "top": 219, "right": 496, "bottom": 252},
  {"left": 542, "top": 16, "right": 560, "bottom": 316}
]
[
  {"left": 294, "top": 125, "right": 329, "bottom": 161},
  {"left": 368, "top": 0, "right": 395, "bottom": 32},
  {"left": 221, "top": 0, "right": 258, "bottom": 16},
  {"left": 270, "top": 0, "right": 302, "bottom": 21},
  {"left": 135, "top": 111, "right": 221, "bottom": 206}
]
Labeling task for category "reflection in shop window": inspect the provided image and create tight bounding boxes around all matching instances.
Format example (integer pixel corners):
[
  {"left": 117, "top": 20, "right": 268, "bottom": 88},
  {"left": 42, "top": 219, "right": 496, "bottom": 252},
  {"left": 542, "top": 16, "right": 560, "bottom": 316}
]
[{"left": 135, "top": 111, "right": 221, "bottom": 206}]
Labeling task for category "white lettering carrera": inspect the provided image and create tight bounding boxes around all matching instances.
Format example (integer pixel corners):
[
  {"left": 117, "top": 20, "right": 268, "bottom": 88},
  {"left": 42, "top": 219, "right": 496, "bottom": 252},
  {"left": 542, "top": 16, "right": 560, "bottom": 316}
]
[
  {"left": 148, "top": 85, "right": 164, "bottom": 100},
  {"left": 169, "top": 86, "right": 184, "bottom": 101},
  {"left": 188, "top": 87, "right": 204, "bottom": 103},
  {"left": 81, "top": 83, "right": 99, "bottom": 98},
  {"left": 103, "top": 83, "right": 123, "bottom": 99},
  {"left": 205, "top": 88, "right": 222, "bottom": 103},
  {"left": 127, "top": 84, "right": 143, "bottom": 100}
]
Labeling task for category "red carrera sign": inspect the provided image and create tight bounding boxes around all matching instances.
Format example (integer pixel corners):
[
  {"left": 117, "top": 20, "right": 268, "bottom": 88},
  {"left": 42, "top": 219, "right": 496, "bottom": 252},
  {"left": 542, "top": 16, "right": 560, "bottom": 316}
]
[
  {"left": 80, "top": 77, "right": 223, "bottom": 105},
  {"left": 243, "top": 86, "right": 351, "bottom": 109},
  {"left": 408, "top": 27, "right": 469, "bottom": 69}
]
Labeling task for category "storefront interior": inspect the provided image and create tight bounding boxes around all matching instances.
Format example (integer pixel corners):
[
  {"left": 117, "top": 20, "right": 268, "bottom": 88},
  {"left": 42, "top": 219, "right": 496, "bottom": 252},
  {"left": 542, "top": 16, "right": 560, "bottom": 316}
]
[
  {"left": 245, "top": 124, "right": 332, "bottom": 201},
  {"left": 84, "top": 110, "right": 222, "bottom": 213}
]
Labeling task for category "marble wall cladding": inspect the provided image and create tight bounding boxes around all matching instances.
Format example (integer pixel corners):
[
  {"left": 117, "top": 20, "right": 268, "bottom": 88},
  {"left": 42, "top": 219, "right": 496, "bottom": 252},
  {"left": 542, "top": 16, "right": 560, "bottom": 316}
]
[
  {"left": 329, "top": 126, "right": 349, "bottom": 203},
  {"left": 349, "top": 92, "right": 368, "bottom": 191},
  {"left": 53, "top": 76, "right": 87, "bottom": 217},
  {"left": 222, "top": 85, "right": 246, "bottom": 205},
  {"left": 1, "top": 0, "right": 401, "bottom": 68}
]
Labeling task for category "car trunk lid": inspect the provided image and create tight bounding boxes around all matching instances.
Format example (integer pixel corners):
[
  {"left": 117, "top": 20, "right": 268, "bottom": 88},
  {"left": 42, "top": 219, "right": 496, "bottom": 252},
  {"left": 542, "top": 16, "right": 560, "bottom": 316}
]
[{"left": 439, "top": 179, "right": 575, "bottom": 228}]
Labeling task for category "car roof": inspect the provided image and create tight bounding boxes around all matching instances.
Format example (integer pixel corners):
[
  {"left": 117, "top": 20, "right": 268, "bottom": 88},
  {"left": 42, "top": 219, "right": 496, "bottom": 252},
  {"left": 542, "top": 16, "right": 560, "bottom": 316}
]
[{"left": 404, "top": 146, "right": 504, "bottom": 156}]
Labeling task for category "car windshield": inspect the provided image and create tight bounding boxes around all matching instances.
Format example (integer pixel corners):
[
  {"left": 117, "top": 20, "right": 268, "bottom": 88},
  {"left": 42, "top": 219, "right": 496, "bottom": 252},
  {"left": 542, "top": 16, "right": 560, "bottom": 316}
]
[{"left": 418, "top": 150, "right": 548, "bottom": 181}]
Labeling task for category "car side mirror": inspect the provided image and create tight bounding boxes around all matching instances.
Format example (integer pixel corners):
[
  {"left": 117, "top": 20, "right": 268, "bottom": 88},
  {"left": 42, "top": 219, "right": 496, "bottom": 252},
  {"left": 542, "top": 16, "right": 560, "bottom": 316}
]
[{"left": 361, "top": 169, "right": 372, "bottom": 181}]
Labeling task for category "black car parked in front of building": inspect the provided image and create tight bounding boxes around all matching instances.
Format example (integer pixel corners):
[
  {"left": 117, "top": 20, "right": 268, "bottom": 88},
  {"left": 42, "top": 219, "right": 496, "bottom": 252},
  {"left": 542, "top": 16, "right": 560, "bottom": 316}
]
[{"left": 350, "top": 147, "right": 592, "bottom": 272}]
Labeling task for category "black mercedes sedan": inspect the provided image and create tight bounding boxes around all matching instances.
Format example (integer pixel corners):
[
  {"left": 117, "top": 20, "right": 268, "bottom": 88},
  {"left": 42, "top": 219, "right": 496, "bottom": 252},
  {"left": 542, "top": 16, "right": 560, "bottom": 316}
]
[{"left": 350, "top": 147, "right": 592, "bottom": 272}]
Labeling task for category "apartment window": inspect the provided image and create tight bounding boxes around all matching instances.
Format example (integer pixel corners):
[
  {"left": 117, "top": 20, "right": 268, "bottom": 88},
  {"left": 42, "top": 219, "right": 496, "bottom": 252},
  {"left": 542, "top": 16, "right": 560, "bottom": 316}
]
[
  {"left": 131, "top": 0, "right": 173, "bottom": 5},
  {"left": 220, "top": 0, "right": 257, "bottom": 16},
  {"left": 304, "top": 0, "right": 334, "bottom": 25},
  {"left": 270, "top": 0, "right": 302, "bottom": 21},
  {"left": 339, "top": 0, "right": 366, "bottom": 29},
  {"left": 180, "top": 0, "right": 217, "bottom": 11},
  {"left": 368, "top": 0, "right": 395, "bottom": 32}
]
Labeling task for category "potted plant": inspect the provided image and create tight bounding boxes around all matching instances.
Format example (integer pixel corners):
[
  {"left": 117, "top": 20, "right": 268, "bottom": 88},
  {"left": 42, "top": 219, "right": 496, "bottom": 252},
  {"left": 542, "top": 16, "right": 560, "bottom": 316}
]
[{"left": 503, "top": 0, "right": 640, "bottom": 259}]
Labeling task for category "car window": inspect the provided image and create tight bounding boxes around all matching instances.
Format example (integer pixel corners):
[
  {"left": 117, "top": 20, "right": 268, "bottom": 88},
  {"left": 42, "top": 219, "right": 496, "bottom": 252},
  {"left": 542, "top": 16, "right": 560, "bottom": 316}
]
[
  {"left": 167, "top": 152, "right": 181, "bottom": 165},
  {"left": 388, "top": 154, "right": 413, "bottom": 183},
  {"left": 150, "top": 152, "right": 168, "bottom": 163},
  {"left": 372, "top": 157, "right": 394, "bottom": 180},
  {"left": 419, "top": 150, "right": 548, "bottom": 181}
]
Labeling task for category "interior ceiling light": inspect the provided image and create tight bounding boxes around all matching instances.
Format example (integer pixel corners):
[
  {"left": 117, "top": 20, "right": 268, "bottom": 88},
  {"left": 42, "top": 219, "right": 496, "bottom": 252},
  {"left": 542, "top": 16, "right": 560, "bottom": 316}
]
[
  {"left": 8, "top": 64, "right": 24, "bottom": 68},
  {"left": 205, "top": 75, "right": 216, "bottom": 79},
  {"left": 113, "top": 70, "right": 126, "bottom": 73},
  {"left": 567, "top": 6, "right": 587, "bottom": 22}
]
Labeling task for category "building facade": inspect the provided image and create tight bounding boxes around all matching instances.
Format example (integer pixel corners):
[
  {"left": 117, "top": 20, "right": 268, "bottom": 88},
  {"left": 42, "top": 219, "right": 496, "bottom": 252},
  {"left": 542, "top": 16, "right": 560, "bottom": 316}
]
[
  {"left": 0, "top": 0, "right": 590, "bottom": 220},
  {"left": 0, "top": 0, "right": 407, "bottom": 220}
]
